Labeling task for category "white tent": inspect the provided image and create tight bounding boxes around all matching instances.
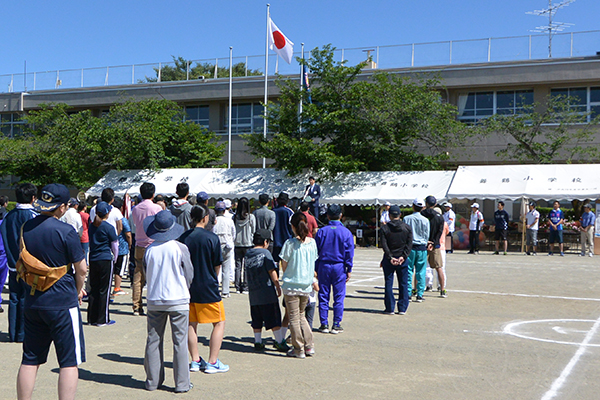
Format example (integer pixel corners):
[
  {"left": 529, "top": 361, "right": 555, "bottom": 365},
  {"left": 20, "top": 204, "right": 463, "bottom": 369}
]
[
  {"left": 447, "top": 164, "right": 600, "bottom": 201},
  {"left": 85, "top": 169, "right": 213, "bottom": 197},
  {"left": 86, "top": 168, "right": 455, "bottom": 205},
  {"left": 324, "top": 170, "right": 455, "bottom": 206}
]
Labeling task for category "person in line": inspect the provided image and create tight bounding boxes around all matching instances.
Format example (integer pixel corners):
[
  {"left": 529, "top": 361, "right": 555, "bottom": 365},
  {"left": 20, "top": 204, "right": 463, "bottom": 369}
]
[
  {"left": 233, "top": 197, "right": 256, "bottom": 294},
  {"left": 548, "top": 200, "right": 565, "bottom": 257},
  {"left": 525, "top": 202, "right": 540, "bottom": 256},
  {"left": 131, "top": 182, "right": 163, "bottom": 316},
  {"left": 16, "top": 184, "right": 87, "bottom": 400},
  {"left": 77, "top": 202, "right": 90, "bottom": 261},
  {"left": 87, "top": 201, "right": 118, "bottom": 326},
  {"left": 468, "top": 203, "right": 484, "bottom": 255},
  {"left": 280, "top": 212, "right": 318, "bottom": 358},
  {"left": 0, "top": 183, "right": 37, "bottom": 342},
  {"left": 253, "top": 193, "right": 276, "bottom": 249},
  {"left": 60, "top": 198, "right": 83, "bottom": 238},
  {"left": 442, "top": 202, "right": 455, "bottom": 253},
  {"left": 580, "top": 203, "right": 596, "bottom": 257},
  {"left": 111, "top": 197, "right": 131, "bottom": 296},
  {"left": 180, "top": 205, "right": 229, "bottom": 374},
  {"left": 244, "top": 229, "right": 289, "bottom": 352},
  {"left": 421, "top": 196, "right": 447, "bottom": 299},
  {"left": 89, "top": 188, "right": 123, "bottom": 236},
  {"left": 315, "top": 204, "right": 354, "bottom": 334},
  {"left": 403, "top": 199, "right": 430, "bottom": 303},
  {"left": 300, "top": 201, "right": 319, "bottom": 238},
  {"left": 169, "top": 182, "right": 193, "bottom": 231},
  {"left": 494, "top": 201, "right": 510, "bottom": 255},
  {"left": 197, "top": 191, "right": 216, "bottom": 231},
  {"left": 303, "top": 176, "right": 321, "bottom": 221},
  {"left": 0, "top": 195, "right": 8, "bottom": 220},
  {"left": 213, "top": 201, "right": 236, "bottom": 298},
  {"left": 143, "top": 210, "right": 194, "bottom": 393},
  {"left": 379, "top": 205, "right": 413, "bottom": 315},
  {"left": 272, "top": 192, "right": 294, "bottom": 270}
]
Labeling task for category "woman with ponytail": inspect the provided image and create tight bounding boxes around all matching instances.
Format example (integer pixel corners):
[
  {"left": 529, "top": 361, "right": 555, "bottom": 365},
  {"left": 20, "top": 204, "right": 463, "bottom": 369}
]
[{"left": 279, "top": 211, "right": 318, "bottom": 358}]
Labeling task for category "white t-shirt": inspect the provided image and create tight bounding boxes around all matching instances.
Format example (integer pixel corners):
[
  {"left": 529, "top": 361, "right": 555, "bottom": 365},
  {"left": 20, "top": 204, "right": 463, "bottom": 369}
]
[
  {"left": 90, "top": 205, "right": 124, "bottom": 233},
  {"left": 60, "top": 207, "right": 83, "bottom": 237},
  {"left": 526, "top": 209, "right": 540, "bottom": 230},
  {"left": 443, "top": 210, "right": 456, "bottom": 233},
  {"left": 469, "top": 211, "right": 484, "bottom": 231},
  {"left": 380, "top": 210, "right": 390, "bottom": 224}
]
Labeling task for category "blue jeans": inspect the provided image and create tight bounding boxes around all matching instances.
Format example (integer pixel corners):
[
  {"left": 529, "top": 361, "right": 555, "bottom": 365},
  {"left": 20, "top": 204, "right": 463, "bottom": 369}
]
[
  {"left": 8, "top": 270, "right": 26, "bottom": 342},
  {"left": 407, "top": 249, "right": 427, "bottom": 298},
  {"left": 382, "top": 257, "right": 410, "bottom": 313}
]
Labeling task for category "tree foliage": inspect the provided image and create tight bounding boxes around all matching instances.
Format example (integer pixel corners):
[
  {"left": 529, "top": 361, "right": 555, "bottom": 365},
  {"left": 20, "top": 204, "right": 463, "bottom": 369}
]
[
  {"left": 482, "top": 96, "right": 600, "bottom": 164},
  {"left": 0, "top": 99, "right": 224, "bottom": 189},
  {"left": 145, "top": 56, "right": 262, "bottom": 82},
  {"left": 246, "top": 45, "right": 469, "bottom": 177}
]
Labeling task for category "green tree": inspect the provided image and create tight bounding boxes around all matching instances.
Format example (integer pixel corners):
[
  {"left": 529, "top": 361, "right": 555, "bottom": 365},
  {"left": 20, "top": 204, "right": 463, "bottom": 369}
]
[
  {"left": 0, "top": 99, "right": 224, "bottom": 189},
  {"left": 145, "top": 56, "right": 262, "bottom": 82},
  {"left": 482, "top": 95, "right": 600, "bottom": 163},
  {"left": 245, "top": 45, "right": 468, "bottom": 177}
]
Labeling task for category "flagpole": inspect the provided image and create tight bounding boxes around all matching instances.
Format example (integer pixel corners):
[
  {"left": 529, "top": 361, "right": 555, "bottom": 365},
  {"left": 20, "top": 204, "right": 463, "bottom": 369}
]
[
  {"left": 263, "top": 3, "right": 270, "bottom": 169},
  {"left": 228, "top": 46, "right": 233, "bottom": 169},
  {"left": 299, "top": 43, "right": 304, "bottom": 117}
]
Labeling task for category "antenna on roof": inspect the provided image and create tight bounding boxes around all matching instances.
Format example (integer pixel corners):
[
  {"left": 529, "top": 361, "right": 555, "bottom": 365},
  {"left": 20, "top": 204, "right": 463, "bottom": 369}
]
[{"left": 527, "top": 0, "right": 576, "bottom": 58}]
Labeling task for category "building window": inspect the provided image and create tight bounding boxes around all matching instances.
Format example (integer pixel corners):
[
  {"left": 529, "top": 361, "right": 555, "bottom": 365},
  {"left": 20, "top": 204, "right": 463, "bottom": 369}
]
[
  {"left": 185, "top": 105, "right": 210, "bottom": 128},
  {"left": 551, "top": 87, "right": 600, "bottom": 121},
  {"left": 0, "top": 113, "right": 24, "bottom": 138},
  {"left": 457, "top": 90, "right": 534, "bottom": 123},
  {"left": 223, "top": 103, "right": 264, "bottom": 134}
]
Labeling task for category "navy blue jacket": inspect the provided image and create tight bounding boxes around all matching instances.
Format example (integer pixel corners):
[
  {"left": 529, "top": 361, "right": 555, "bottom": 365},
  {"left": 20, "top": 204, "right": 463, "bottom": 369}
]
[{"left": 0, "top": 206, "right": 38, "bottom": 271}]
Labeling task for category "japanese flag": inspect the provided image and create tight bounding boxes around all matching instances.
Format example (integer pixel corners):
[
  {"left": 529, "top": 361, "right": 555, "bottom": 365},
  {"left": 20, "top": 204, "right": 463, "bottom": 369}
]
[{"left": 269, "top": 18, "right": 294, "bottom": 64}]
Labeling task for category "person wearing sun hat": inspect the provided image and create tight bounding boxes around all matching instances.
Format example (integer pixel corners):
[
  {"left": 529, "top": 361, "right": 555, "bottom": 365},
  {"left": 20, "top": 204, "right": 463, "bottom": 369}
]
[
  {"left": 16, "top": 183, "right": 88, "bottom": 400},
  {"left": 142, "top": 209, "right": 194, "bottom": 393}
]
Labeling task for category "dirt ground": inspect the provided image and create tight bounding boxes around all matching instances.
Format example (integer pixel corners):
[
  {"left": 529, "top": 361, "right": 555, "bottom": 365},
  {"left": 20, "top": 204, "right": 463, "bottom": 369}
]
[{"left": 2, "top": 248, "right": 600, "bottom": 399}]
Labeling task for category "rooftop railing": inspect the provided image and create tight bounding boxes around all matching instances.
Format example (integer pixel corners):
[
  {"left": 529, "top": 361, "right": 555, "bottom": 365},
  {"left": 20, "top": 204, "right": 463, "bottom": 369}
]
[{"left": 1, "top": 30, "right": 599, "bottom": 94}]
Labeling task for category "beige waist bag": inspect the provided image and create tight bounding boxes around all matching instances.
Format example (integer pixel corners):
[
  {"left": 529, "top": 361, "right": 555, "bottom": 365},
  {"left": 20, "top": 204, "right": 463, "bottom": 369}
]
[{"left": 16, "top": 225, "right": 69, "bottom": 295}]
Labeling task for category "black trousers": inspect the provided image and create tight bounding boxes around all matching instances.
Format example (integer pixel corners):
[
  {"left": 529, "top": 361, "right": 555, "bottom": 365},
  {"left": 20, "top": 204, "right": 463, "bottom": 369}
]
[
  {"left": 87, "top": 259, "right": 113, "bottom": 325},
  {"left": 469, "top": 230, "right": 480, "bottom": 253}
]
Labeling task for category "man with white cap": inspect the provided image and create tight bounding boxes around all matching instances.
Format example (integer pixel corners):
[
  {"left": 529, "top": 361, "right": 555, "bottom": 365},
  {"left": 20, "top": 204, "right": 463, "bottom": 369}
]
[
  {"left": 223, "top": 199, "right": 234, "bottom": 219},
  {"left": 443, "top": 203, "right": 455, "bottom": 253},
  {"left": 380, "top": 202, "right": 391, "bottom": 225},
  {"left": 468, "top": 203, "right": 484, "bottom": 254},
  {"left": 403, "top": 198, "right": 430, "bottom": 302}
]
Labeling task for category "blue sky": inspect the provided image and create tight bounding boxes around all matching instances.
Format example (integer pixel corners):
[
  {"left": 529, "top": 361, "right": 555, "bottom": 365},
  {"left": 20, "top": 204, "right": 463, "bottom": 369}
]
[{"left": 1, "top": 0, "right": 598, "bottom": 78}]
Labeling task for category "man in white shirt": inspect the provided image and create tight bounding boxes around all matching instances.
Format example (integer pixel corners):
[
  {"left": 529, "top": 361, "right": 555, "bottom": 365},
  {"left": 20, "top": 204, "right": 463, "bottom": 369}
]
[
  {"left": 380, "top": 202, "right": 391, "bottom": 225},
  {"left": 60, "top": 198, "right": 83, "bottom": 238},
  {"left": 212, "top": 201, "right": 236, "bottom": 298},
  {"left": 525, "top": 202, "right": 540, "bottom": 256},
  {"left": 468, "top": 203, "right": 484, "bottom": 254},
  {"left": 443, "top": 202, "right": 456, "bottom": 253},
  {"left": 90, "top": 188, "right": 123, "bottom": 235}
]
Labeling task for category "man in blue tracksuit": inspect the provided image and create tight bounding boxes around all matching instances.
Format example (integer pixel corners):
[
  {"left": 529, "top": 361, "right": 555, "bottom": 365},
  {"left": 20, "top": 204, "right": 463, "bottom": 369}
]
[
  {"left": 315, "top": 204, "right": 354, "bottom": 335},
  {"left": 0, "top": 183, "right": 38, "bottom": 342},
  {"left": 403, "top": 198, "right": 430, "bottom": 303}
]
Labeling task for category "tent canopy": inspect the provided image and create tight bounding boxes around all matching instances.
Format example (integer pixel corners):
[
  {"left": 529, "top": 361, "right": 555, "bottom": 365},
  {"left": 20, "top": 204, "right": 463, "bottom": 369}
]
[
  {"left": 447, "top": 164, "right": 600, "bottom": 201},
  {"left": 86, "top": 168, "right": 454, "bottom": 206}
]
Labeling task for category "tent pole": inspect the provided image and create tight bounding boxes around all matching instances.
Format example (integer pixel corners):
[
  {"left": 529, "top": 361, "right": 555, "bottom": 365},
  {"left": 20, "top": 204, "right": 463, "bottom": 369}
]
[
  {"left": 375, "top": 205, "right": 379, "bottom": 248},
  {"left": 521, "top": 196, "right": 527, "bottom": 254}
]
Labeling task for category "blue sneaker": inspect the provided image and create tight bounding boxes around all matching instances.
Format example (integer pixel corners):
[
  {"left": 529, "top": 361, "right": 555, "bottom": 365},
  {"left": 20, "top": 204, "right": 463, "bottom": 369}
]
[
  {"left": 204, "top": 359, "right": 229, "bottom": 374},
  {"left": 190, "top": 358, "right": 207, "bottom": 372}
]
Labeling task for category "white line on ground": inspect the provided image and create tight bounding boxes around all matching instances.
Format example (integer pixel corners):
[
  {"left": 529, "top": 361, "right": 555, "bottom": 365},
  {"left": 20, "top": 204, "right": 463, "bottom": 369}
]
[
  {"left": 346, "top": 276, "right": 383, "bottom": 285},
  {"left": 451, "top": 289, "right": 600, "bottom": 303},
  {"left": 540, "top": 315, "right": 600, "bottom": 400}
]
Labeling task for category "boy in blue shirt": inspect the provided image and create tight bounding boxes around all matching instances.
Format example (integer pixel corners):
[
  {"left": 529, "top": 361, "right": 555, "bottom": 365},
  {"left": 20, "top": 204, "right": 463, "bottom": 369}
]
[
  {"left": 548, "top": 201, "right": 565, "bottom": 256},
  {"left": 244, "top": 229, "right": 288, "bottom": 351}
]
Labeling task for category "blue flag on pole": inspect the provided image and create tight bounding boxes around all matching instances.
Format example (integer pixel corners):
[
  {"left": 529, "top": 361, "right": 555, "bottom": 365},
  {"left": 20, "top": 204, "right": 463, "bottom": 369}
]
[{"left": 302, "top": 64, "right": 312, "bottom": 104}]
